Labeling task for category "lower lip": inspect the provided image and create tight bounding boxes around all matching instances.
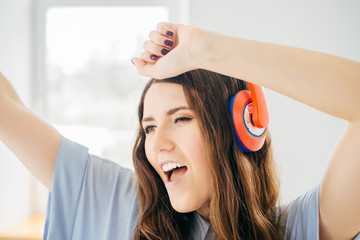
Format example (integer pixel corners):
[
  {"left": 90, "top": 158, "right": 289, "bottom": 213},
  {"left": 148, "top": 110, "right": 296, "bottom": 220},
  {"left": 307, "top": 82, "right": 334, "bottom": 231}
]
[{"left": 164, "top": 170, "right": 188, "bottom": 188}]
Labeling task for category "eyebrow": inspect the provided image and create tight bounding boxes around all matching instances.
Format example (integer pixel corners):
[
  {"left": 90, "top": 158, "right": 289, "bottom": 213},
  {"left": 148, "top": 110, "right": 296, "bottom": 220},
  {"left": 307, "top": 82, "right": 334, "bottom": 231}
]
[{"left": 142, "top": 106, "right": 190, "bottom": 124}]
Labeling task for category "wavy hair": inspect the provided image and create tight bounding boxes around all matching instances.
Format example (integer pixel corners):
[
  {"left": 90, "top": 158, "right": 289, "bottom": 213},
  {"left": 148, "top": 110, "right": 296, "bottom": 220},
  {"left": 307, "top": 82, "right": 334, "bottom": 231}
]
[{"left": 132, "top": 69, "right": 284, "bottom": 239}]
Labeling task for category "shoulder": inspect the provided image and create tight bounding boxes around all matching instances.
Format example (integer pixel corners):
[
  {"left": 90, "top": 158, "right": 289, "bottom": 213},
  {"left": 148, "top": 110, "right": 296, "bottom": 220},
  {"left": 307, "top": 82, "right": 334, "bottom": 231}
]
[
  {"left": 54, "top": 136, "right": 136, "bottom": 192},
  {"left": 278, "top": 183, "right": 321, "bottom": 240},
  {"left": 44, "top": 136, "right": 138, "bottom": 239}
]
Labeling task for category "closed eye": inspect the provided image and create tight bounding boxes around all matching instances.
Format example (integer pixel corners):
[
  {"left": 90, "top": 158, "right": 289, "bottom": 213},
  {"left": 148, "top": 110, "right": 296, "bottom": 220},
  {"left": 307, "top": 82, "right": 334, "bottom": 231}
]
[
  {"left": 175, "top": 117, "right": 192, "bottom": 123},
  {"left": 144, "top": 117, "right": 192, "bottom": 134}
]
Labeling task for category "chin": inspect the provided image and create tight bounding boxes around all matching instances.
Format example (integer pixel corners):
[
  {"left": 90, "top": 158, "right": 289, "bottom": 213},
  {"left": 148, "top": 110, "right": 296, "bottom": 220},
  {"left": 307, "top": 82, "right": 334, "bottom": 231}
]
[
  {"left": 169, "top": 195, "right": 203, "bottom": 213},
  {"left": 170, "top": 199, "right": 194, "bottom": 213},
  {"left": 168, "top": 193, "right": 190, "bottom": 212}
]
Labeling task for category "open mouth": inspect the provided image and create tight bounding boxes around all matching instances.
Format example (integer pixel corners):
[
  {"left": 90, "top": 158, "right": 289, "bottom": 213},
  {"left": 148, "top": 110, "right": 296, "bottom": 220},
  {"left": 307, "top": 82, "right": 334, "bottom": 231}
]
[{"left": 164, "top": 166, "right": 187, "bottom": 182}]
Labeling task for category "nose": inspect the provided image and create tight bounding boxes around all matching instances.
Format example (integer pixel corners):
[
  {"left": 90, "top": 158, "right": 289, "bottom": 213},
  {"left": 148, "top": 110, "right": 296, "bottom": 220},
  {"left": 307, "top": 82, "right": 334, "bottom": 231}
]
[{"left": 150, "top": 124, "right": 175, "bottom": 153}]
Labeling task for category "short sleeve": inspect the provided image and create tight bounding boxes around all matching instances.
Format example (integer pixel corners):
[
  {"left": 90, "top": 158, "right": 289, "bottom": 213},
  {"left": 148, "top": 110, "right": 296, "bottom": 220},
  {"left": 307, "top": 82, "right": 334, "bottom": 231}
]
[
  {"left": 279, "top": 183, "right": 321, "bottom": 240},
  {"left": 43, "top": 137, "right": 138, "bottom": 240},
  {"left": 279, "top": 183, "right": 360, "bottom": 240}
]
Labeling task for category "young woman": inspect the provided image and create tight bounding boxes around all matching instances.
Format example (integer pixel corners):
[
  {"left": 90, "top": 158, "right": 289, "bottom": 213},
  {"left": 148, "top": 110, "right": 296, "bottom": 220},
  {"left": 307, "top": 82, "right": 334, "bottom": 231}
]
[
  {"left": 0, "top": 21, "right": 359, "bottom": 239},
  {"left": 131, "top": 23, "right": 360, "bottom": 239},
  {"left": 133, "top": 71, "right": 280, "bottom": 239}
]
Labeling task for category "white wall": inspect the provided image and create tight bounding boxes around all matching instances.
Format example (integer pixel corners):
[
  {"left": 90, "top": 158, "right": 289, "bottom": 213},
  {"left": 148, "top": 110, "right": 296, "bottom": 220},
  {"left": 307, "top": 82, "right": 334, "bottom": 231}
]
[
  {"left": 189, "top": 0, "right": 360, "bottom": 203},
  {"left": 0, "top": 0, "right": 35, "bottom": 231}
]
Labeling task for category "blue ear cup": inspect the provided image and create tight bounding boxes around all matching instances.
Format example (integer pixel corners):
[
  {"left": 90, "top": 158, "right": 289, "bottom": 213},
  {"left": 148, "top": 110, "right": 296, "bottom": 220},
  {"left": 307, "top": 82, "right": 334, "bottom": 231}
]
[{"left": 229, "top": 92, "right": 252, "bottom": 152}]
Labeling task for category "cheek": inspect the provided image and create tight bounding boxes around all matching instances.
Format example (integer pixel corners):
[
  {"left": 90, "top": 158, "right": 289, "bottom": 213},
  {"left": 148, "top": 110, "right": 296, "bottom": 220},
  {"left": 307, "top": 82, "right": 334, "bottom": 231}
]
[
  {"left": 186, "top": 132, "right": 212, "bottom": 205},
  {"left": 144, "top": 139, "right": 156, "bottom": 169},
  {"left": 185, "top": 128, "right": 207, "bottom": 161},
  {"left": 183, "top": 128, "right": 211, "bottom": 185}
]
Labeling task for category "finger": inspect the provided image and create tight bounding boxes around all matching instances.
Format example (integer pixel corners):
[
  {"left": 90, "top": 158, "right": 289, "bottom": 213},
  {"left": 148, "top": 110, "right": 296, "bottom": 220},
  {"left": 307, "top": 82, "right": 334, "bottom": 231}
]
[
  {"left": 157, "top": 22, "right": 175, "bottom": 38},
  {"left": 131, "top": 57, "right": 156, "bottom": 77},
  {"left": 149, "top": 30, "right": 174, "bottom": 49},
  {"left": 143, "top": 40, "right": 171, "bottom": 57},
  {"left": 131, "top": 57, "right": 146, "bottom": 70},
  {"left": 157, "top": 22, "right": 183, "bottom": 49},
  {"left": 140, "top": 51, "right": 160, "bottom": 63}
]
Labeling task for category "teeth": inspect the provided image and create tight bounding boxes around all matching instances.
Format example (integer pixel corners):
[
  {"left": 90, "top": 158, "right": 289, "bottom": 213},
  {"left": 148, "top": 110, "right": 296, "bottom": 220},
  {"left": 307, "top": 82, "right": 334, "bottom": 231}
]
[{"left": 162, "top": 162, "right": 185, "bottom": 172}]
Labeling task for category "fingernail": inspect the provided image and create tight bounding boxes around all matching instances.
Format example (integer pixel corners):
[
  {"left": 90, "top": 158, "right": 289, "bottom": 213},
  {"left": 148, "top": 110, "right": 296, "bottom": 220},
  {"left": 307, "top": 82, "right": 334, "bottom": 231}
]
[
  {"left": 164, "top": 40, "right": 173, "bottom": 47},
  {"left": 150, "top": 54, "right": 158, "bottom": 60},
  {"left": 166, "top": 31, "right": 173, "bottom": 37},
  {"left": 131, "top": 59, "right": 134, "bottom": 65},
  {"left": 161, "top": 49, "right": 169, "bottom": 55}
]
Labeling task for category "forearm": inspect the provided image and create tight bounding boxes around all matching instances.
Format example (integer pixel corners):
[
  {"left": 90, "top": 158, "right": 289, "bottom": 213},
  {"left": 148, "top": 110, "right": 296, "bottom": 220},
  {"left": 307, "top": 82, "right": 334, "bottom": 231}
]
[
  {"left": 0, "top": 72, "right": 60, "bottom": 190},
  {"left": 0, "top": 72, "right": 23, "bottom": 105},
  {"left": 197, "top": 30, "right": 360, "bottom": 122}
]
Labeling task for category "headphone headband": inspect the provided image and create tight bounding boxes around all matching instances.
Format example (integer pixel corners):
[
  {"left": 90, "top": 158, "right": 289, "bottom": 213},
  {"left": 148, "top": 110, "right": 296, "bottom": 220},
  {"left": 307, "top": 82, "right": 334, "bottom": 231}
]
[{"left": 247, "top": 83, "right": 269, "bottom": 128}]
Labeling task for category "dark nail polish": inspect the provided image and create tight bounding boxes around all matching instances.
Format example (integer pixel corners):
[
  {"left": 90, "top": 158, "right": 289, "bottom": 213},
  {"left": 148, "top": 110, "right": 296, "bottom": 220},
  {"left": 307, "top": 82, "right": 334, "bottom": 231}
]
[
  {"left": 164, "top": 40, "right": 173, "bottom": 47},
  {"left": 131, "top": 59, "right": 134, "bottom": 65},
  {"left": 161, "top": 49, "right": 169, "bottom": 55},
  {"left": 150, "top": 54, "right": 158, "bottom": 60},
  {"left": 166, "top": 31, "right": 173, "bottom": 36}
]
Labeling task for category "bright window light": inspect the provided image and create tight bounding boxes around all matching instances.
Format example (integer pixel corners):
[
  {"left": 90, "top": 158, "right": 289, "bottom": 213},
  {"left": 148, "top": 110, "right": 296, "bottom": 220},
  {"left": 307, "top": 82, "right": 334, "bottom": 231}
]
[{"left": 45, "top": 7, "right": 169, "bottom": 169}]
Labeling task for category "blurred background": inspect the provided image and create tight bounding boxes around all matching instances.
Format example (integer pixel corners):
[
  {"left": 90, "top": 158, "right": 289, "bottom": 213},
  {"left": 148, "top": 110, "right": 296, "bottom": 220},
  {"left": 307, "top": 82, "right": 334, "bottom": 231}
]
[{"left": 0, "top": 0, "right": 359, "bottom": 238}]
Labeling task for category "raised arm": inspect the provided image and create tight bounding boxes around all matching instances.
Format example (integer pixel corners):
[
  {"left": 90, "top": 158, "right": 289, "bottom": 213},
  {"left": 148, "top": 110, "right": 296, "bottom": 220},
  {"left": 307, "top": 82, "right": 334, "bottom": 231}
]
[
  {"left": 0, "top": 72, "right": 61, "bottom": 191},
  {"left": 132, "top": 23, "right": 360, "bottom": 239}
]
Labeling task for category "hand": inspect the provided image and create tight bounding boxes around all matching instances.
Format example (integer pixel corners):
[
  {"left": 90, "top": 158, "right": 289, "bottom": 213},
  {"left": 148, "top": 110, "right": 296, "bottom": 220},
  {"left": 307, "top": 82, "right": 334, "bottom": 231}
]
[{"left": 131, "top": 22, "right": 202, "bottom": 79}]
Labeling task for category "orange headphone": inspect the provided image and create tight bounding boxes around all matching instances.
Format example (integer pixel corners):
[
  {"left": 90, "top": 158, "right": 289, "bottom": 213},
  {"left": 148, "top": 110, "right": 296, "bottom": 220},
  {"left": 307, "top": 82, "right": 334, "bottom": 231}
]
[{"left": 229, "top": 82, "right": 269, "bottom": 152}]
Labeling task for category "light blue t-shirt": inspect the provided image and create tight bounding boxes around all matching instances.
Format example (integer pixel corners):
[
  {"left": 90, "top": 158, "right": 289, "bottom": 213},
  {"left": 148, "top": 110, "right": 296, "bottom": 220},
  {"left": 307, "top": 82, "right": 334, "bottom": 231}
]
[{"left": 43, "top": 137, "right": 360, "bottom": 239}]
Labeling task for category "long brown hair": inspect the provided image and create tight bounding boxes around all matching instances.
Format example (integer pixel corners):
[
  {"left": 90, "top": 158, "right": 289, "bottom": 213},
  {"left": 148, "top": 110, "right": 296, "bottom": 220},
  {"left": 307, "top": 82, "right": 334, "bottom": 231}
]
[{"left": 132, "top": 69, "right": 284, "bottom": 239}]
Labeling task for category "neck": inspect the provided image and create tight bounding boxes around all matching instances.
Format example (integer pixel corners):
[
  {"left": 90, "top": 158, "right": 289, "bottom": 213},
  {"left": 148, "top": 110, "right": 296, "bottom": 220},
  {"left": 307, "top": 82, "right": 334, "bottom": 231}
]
[{"left": 196, "top": 202, "right": 210, "bottom": 222}]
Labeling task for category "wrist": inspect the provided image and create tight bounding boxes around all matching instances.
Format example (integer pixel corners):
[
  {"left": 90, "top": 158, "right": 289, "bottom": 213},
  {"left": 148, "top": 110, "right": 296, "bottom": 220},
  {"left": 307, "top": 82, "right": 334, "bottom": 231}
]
[
  {"left": 191, "top": 29, "right": 224, "bottom": 71},
  {"left": 184, "top": 27, "right": 214, "bottom": 70}
]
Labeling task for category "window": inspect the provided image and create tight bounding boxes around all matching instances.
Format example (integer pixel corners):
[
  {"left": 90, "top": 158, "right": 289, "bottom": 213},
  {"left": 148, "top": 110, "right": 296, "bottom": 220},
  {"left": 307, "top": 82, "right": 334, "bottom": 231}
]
[{"left": 34, "top": 0, "right": 187, "bottom": 169}]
